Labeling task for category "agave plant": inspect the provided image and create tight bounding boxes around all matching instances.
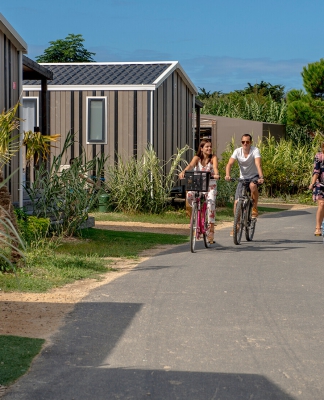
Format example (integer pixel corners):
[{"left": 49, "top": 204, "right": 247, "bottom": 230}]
[
  {"left": 23, "top": 130, "right": 61, "bottom": 165},
  {"left": 26, "top": 131, "right": 108, "bottom": 236},
  {"left": 0, "top": 102, "right": 20, "bottom": 170}
]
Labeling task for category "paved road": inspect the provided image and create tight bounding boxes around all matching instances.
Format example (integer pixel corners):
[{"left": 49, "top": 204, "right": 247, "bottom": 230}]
[{"left": 4, "top": 207, "right": 324, "bottom": 399}]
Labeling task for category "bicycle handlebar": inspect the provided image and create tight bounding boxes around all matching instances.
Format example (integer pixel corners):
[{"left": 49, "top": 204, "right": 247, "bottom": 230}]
[
  {"left": 229, "top": 178, "right": 260, "bottom": 184},
  {"left": 179, "top": 171, "right": 220, "bottom": 180}
]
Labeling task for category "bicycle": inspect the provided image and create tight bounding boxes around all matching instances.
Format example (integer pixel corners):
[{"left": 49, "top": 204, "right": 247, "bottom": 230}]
[
  {"left": 184, "top": 171, "right": 213, "bottom": 253},
  {"left": 232, "top": 178, "right": 259, "bottom": 245}
]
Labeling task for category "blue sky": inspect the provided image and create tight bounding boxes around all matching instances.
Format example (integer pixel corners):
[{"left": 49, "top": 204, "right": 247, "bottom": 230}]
[{"left": 2, "top": 0, "right": 324, "bottom": 93}]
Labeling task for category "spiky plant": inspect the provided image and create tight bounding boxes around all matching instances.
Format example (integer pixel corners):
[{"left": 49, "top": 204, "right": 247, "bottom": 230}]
[
  {"left": 106, "top": 145, "right": 189, "bottom": 214},
  {"left": 0, "top": 103, "right": 20, "bottom": 170},
  {"left": 23, "top": 130, "right": 60, "bottom": 165}
]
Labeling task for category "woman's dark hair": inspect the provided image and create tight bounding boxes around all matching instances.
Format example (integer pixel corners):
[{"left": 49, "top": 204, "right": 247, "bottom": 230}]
[{"left": 196, "top": 139, "right": 213, "bottom": 161}]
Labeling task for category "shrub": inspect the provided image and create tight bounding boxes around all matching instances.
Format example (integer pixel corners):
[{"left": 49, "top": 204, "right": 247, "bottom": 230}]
[
  {"left": 17, "top": 215, "right": 50, "bottom": 244},
  {"left": 26, "top": 132, "right": 108, "bottom": 236}
]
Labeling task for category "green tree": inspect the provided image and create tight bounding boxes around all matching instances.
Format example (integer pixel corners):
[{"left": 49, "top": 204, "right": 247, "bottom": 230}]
[
  {"left": 235, "top": 81, "right": 285, "bottom": 102},
  {"left": 302, "top": 58, "right": 324, "bottom": 99},
  {"left": 35, "top": 34, "right": 95, "bottom": 63},
  {"left": 287, "top": 59, "right": 324, "bottom": 133}
]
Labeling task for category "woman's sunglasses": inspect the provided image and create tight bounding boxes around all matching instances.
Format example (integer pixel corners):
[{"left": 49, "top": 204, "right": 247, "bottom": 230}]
[{"left": 241, "top": 140, "right": 250, "bottom": 144}]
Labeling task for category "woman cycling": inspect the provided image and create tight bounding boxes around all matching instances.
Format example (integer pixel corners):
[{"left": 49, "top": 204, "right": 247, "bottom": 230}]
[{"left": 179, "top": 139, "right": 220, "bottom": 243}]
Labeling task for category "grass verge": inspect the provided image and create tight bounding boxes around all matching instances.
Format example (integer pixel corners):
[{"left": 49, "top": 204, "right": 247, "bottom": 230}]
[
  {"left": 58, "top": 228, "right": 189, "bottom": 258},
  {"left": 0, "top": 335, "right": 45, "bottom": 386},
  {"left": 0, "top": 229, "right": 188, "bottom": 293},
  {"left": 91, "top": 203, "right": 285, "bottom": 225}
]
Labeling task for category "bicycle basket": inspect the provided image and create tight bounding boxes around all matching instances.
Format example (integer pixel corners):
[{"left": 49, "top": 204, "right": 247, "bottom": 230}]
[{"left": 185, "top": 171, "right": 211, "bottom": 191}]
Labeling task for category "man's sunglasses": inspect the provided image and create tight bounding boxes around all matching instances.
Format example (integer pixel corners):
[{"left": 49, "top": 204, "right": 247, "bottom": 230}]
[{"left": 241, "top": 140, "right": 250, "bottom": 144}]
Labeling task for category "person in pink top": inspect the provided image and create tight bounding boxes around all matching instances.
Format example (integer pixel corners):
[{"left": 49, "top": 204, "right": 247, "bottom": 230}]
[
  {"left": 308, "top": 142, "right": 324, "bottom": 236},
  {"left": 179, "top": 139, "right": 220, "bottom": 243}
]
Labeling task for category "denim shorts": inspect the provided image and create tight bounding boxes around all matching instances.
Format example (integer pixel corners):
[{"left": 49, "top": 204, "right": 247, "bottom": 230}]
[{"left": 234, "top": 175, "right": 259, "bottom": 200}]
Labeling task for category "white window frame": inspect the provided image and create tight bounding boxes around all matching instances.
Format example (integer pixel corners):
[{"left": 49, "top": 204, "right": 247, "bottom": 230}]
[
  {"left": 22, "top": 97, "right": 39, "bottom": 132},
  {"left": 86, "top": 96, "right": 107, "bottom": 144}
]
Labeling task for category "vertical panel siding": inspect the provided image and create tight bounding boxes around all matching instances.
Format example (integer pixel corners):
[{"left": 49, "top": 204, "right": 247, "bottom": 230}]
[
  {"left": 137, "top": 91, "right": 148, "bottom": 159},
  {"left": 0, "top": 31, "right": 4, "bottom": 112},
  {"left": 0, "top": 32, "right": 22, "bottom": 203},
  {"left": 107, "top": 91, "right": 115, "bottom": 166},
  {"left": 70, "top": 91, "right": 74, "bottom": 159},
  {"left": 153, "top": 72, "right": 194, "bottom": 173},
  {"left": 73, "top": 91, "right": 80, "bottom": 158},
  {"left": 165, "top": 74, "right": 173, "bottom": 164}
]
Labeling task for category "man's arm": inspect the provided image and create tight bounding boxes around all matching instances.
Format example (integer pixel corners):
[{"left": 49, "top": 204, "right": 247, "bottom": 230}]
[
  {"left": 225, "top": 157, "right": 236, "bottom": 181},
  {"left": 255, "top": 157, "right": 264, "bottom": 183}
]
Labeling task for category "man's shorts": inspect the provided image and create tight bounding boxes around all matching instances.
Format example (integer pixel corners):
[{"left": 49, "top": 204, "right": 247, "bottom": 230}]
[{"left": 235, "top": 175, "right": 259, "bottom": 200}]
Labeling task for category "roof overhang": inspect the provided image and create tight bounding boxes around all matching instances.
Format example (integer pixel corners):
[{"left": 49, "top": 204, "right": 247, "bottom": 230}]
[
  {"left": 195, "top": 98, "right": 204, "bottom": 108},
  {"left": 153, "top": 61, "right": 198, "bottom": 94},
  {"left": 23, "top": 84, "right": 157, "bottom": 92},
  {"left": 23, "top": 56, "right": 53, "bottom": 81},
  {"left": 0, "top": 13, "right": 27, "bottom": 53}
]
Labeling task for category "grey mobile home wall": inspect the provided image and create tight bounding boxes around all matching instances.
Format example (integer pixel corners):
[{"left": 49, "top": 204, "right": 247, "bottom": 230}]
[
  {"left": 24, "top": 70, "right": 194, "bottom": 172},
  {"left": 154, "top": 70, "right": 194, "bottom": 169},
  {"left": 0, "top": 30, "right": 21, "bottom": 203}
]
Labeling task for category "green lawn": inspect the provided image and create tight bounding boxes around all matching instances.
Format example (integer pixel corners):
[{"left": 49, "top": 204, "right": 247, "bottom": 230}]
[
  {"left": 91, "top": 203, "right": 285, "bottom": 225},
  {"left": 0, "top": 229, "right": 188, "bottom": 293},
  {"left": 0, "top": 336, "right": 45, "bottom": 386}
]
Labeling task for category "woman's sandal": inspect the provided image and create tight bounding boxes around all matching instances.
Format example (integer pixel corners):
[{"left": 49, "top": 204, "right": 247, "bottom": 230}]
[{"left": 314, "top": 228, "right": 322, "bottom": 236}]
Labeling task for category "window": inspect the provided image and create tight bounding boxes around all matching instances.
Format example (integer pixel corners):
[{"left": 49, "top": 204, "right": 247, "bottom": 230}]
[
  {"left": 22, "top": 97, "right": 38, "bottom": 132},
  {"left": 86, "top": 97, "right": 107, "bottom": 144}
]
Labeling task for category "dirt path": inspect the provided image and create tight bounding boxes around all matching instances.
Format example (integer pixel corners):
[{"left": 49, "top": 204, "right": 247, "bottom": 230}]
[{"left": 0, "top": 203, "right": 313, "bottom": 341}]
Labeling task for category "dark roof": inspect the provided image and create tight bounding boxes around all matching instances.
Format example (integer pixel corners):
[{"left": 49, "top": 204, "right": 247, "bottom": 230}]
[
  {"left": 195, "top": 98, "right": 204, "bottom": 108},
  {"left": 23, "top": 56, "right": 53, "bottom": 81},
  {"left": 23, "top": 63, "right": 172, "bottom": 86}
]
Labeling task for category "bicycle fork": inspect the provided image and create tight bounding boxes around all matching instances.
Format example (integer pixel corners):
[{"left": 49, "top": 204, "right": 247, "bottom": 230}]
[{"left": 196, "top": 198, "right": 202, "bottom": 239}]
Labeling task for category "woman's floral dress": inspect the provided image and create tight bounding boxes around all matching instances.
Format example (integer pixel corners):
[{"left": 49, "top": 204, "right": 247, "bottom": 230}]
[
  {"left": 186, "top": 160, "right": 217, "bottom": 223},
  {"left": 312, "top": 152, "right": 324, "bottom": 201}
]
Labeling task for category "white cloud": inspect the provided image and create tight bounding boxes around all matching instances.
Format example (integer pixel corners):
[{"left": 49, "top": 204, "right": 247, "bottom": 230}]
[{"left": 181, "top": 56, "right": 307, "bottom": 93}]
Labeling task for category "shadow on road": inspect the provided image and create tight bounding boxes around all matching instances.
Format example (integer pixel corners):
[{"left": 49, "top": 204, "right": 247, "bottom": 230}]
[
  {"left": 261, "top": 210, "right": 312, "bottom": 218},
  {"left": 4, "top": 301, "right": 296, "bottom": 400}
]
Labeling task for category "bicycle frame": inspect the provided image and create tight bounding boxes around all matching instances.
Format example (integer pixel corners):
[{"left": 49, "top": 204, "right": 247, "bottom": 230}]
[
  {"left": 194, "top": 193, "right": 207, "bottom": 239},
  {"left": 184, "top": 170, "right": 213, "bottom": 253},
  {"left": 233, "top": 178, "right": 257, "bottom": 245},
  {"left": 190, "top": 192, "right": 211, "bottom": 253}
]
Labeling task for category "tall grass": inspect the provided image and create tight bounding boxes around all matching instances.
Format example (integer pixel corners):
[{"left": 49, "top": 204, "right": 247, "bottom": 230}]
[
  {"left": 106, "top": 145, "right": 189, "bottom": 214},
  {"left": 201, "top": 94, "right": 287, "bottom": 124},
  {"left": 217, "top": 132, "right": 324, "bottom": 198},
  {"left": 258, "top": 134, "right": 323, "bottom": 196}
]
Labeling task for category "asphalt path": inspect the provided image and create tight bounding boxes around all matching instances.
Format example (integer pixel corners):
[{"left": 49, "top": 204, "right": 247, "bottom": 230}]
[{"left": 4, "top": 207, "right": 324, "bottom": 400}]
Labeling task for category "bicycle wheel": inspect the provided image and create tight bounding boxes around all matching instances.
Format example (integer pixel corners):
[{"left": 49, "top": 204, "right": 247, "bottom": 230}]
[
  {"left": 233, "top": 200, "right": 244, "bottom": 245},
  {"left": 202, "top": 202, "right": 211, "bottom": 248},
  {"left": 247, "top": 218, "right": 256, "bottom": 241},
  {"left": 245, "top": 200, "right": 256, "bottom": 241},
  {"left": 190, "top": 203, "right": 198, "bottom": 253}
]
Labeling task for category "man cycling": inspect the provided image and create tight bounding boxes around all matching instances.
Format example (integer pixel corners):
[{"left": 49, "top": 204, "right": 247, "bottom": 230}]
[{"left": 225, "top": 134, "right": 264, "bottom": 235}]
